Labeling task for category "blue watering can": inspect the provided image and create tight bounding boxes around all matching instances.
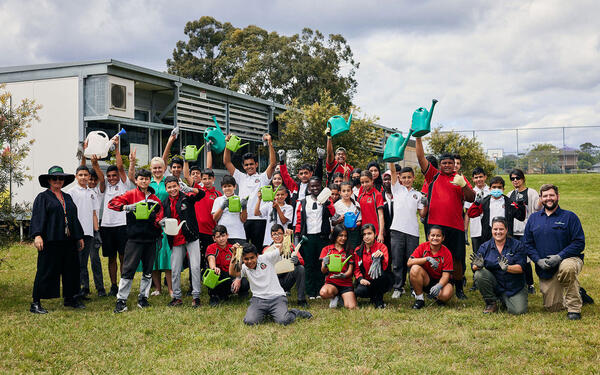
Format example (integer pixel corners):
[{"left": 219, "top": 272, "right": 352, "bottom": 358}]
[
  {"left": 383, "top": 131, "right": 413, "bottom": 162},
  {"left": 344, "top": 212, "right": 360, "bottom": 229},
  {"left": 204, "top": 116, "right": 226, "bottom": 154},
  {"left": 410, "top": 99, "right": 438, "bottom": 138},
  {"left": 327, "top": 109, "right": 353, "bottom": 138}
]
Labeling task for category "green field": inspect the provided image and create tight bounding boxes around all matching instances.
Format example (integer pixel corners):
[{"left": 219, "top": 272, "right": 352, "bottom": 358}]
[{"left": 1, "top": 174, "right": 599, "bottom": 374}]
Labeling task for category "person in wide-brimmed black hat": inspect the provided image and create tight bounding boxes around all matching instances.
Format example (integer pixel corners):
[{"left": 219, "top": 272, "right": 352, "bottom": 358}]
[{"left": 29, "top": 166, "right": 85, "bottom": 314}]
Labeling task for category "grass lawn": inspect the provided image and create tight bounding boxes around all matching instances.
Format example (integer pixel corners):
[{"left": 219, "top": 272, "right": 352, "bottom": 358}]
[{"left": 0, "top": 174, "right": 599, "bottom": 374}]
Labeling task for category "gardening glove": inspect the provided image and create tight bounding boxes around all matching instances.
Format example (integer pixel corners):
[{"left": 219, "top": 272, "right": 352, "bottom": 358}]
[
  {"left": 330, "top": 273, "right": 345, "bottom": 279},
  {"left": 241, "top": 196, "right": 249, "bottom": 210},
  {"left": 450, "top": 174, "right": 467, "bottom": 188},
  {"left": 158, "top": 218, "right": 166, "bottom": 228},
  {"left": 93, "top": 231, "right": 102, "bottom": 250},
  {"left": 426, "top": 256, "right": 440, "bottom": 270},
  {"left": 281, "top": 234, "right": 292, "bottom": 258},
  {"left": 498, "top": 255, "right": 509, "bottom": 271},
  {"left": 368, "top": 256, "right": 383, "bottom": 280},
  {"left": 171, "top": 126, "right": 179, "bottom": 139},
  {"left": 429, "top": 283, "right": 443, "bottom": 298},
  {"left": 291, "top": 255, "right": 299, "bottom": 266},
  {"left": 331, "top": 213, "right": 341, "bottom": 224},
  {"left": 220, "top": 198, "right": 229, "bottom": 211},
  {"left": 474, "top": 191, "right": 484, "bottom": 205},
  {"left": 325, "top": 126, "right": 331, "bottom": 137},
  {"left": 515, "top": 192, "right": 525, "bottom": 204},
  {"left": 206, "top": 140, "right": 214, "bottom": 152},
  {"left": 317, "top": 147, "right": 326, "bottom": 159},
  {"left": 323, "top": 256, "right": 330, "bottom": 267},
  {"left": 123, "top": 204, "right": 136, "bottom": 212},
  {"left": 278, "top": 149, "right": 286, "bottom": 163},
  {"left": 470, "top": 253, "right": 485, "bottom": 269},
  {"left": 544, "top": 254, "right": 562, "bottom": 268},
  {"left": 420, "top": 195, "right": 428, "bottom": 207},
  {"left": 536, "top": 258, "right": 551, "bottom": 270}
]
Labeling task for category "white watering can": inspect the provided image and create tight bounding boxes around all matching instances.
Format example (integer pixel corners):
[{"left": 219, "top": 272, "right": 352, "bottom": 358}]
[
  {"left": 84, "top": 129, "right": 126, "bottom": 158},
  {"left": 163, "top": 218, "right": 186, "bottom": 236}
]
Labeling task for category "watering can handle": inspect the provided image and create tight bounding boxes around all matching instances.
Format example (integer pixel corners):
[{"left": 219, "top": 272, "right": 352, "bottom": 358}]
[
  {"left": 203, "top": 268, "right": 210, "bottom": 280},
  {"left": 148, "top": 203, "right": 159, "bottom": 214}
]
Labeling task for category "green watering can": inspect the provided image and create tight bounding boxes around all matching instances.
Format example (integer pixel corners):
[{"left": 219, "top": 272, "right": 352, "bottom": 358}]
[
  {"left": 410, "top": 99, "right": 438, "bottom": 138},
  {"left": 184, "top": 144, "right": 205, "bottom": 161},
  {"left": 202, "top": 269, "right": 231, "bottom": 289},
  {"left": 327, "top": 109, "right": 353, "bottom": 138},
  {"left": 383, "top": 131, "right": 413, "bottom": 162},
  {"left": 328, "top": 253, "right": 352, "bottom": 273},
  {"left": 134, "top": 202, "right": 159, "bottom": 220},
  {"left": 203, "top": 116, "right": 226, "bottom": 154},
  {"left": 260, "top": 185, "right": 281, "bottom": 202},
  {"left": 226, "top": 135, "right": 249, "bottom": 153},
  {"left": 228, "top": 196, "right": 242, "bottom": 212}
]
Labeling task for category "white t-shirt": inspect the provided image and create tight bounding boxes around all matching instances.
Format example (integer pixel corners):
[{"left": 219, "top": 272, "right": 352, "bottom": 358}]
[
  {"left": 334, "top": 199, "right": 361, "bottom": 223},
  {"left": 390, "top": 182, "right": 423, "bottom": 237},
  {"left": 260, "top": 202, "right": 293, "bottom": 246},
  {"left": 101, "top": 180, "right": 128, "bottom": 227},
  {"left": 233, "top": 169, "right": 271, "bottom": 220},
  {"left": 465, "top": 185, "right": 490, "bottom": 237},
  {"left": 68, "top": 184, "right": 98, "bottom": 236},
  {"left": 211, "top": 195, "right": 246, "bottom": 240},
  {"left": 241, "top": 250, "right": 285, "bottom": 299},
  {"left": 509, "top": 188, "right": 541, "bottom": 236},
  {"left": 489, "top": 197, "right": 505, "bottom": 226}
]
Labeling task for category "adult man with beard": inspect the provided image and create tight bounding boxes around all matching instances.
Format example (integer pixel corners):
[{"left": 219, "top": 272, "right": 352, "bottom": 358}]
[{"left": 523, "top": 184, "right": 586, "bottom": 320}]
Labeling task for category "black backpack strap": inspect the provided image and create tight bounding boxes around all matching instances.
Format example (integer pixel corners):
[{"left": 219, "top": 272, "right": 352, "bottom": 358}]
[{"left": 424, "top": 172, "right": 440, "bottom": 225}]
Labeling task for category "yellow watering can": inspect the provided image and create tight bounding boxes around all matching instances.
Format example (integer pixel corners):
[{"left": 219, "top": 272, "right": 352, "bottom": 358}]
[
  {"left": 202, "top": 269, "right": 231, "bottom": 289},
  {"left": 328, "top": 253, "right": 352, "bottom": 273},
  {"left": 134, "top": 202, "right": 159, "bottom": 220},
  {"left": 226, "top": 135, "right": 249, "bottom": 153},
  {"left": 184, "top": 144, "right": 205, "bottom": 161}
]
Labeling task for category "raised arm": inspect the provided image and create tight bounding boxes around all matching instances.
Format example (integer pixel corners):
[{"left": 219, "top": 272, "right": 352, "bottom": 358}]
[
  {"left": 90, "top": 155, "right": 106, "bottom": 193},
  {"left": 326, "top": 133, "right": 334, "bottom": 165},
  {"left": 415, "top": 137, "right": 429, "bottom": 173},
  {"left": 128, "top": 147, "right": 137, "bottom": 183},
  {"left": 183, "top": 160, "right": 193, "bottom": 186},
  {"left": 264, "top": 134, "right": 276, "bottom": 179},
  {"left": 162, "top": 133, "right": 177, "bottom": 167},
  {"left": 206, "top": 143, "right": 213, "bottom": 169},
  {"left": 389, "top": 162, "right": 397, "bottom": 185},
  {"left": 223, "top": 134, "right": 237, "bottom": 175},
  {"left": 113, "top": 136, "right": 127, "bottom": 183}
]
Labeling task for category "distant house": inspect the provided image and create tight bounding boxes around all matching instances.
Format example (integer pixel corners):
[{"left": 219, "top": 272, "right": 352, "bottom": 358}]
[
  {"left": 559, "top": 146, "right": 578, "bottom": 172},
  {"left": 590, "top": 162, "right": 600, "bottom": 173}
]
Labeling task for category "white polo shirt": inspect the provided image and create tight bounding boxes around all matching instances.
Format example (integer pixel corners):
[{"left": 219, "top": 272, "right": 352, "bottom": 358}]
[
  {"left": 301, "top": 195, "right": 324, "bottom": 234},
  {"left": 260, "top": 202, "right": 293, "bottom": 246},
  {"left": 489, "top": 196, "right": 505, "bottom": 226},
  {"left": 465, "top": 185, "right": 490, "bottom": 237},
  {"left": 334, "top": 199, "right": 361, "bottom": 222},
  {"left": 101, "top": 180, "right": 128, "bottom": 227},
  {"left": 211, "top": 195, "right": 246, "bottom": 239},
  {"left": 241, "top": 250, "right": 285, "bottom": 299},
  {"left": 390, "top": 181, "right": 423, "bottom": 237},
  {"left": 233, "top": 169, "right": 271, "bottom": 220},
  {"left": 68, "top": 184, "right": 98, "bottom": 237}
]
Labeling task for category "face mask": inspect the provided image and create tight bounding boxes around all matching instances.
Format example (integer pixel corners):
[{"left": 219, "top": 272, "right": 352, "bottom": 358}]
[
  {"left": 352, "top": 178, "right": 360, "bottom": 187},
  {"left": 490, "top": 189, "right": 503, "bottom": 198}
]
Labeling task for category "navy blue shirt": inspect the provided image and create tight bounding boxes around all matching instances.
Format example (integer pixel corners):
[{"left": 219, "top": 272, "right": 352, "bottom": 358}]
[
  {"left": 523, "top": 206, "right": 585, "bottom": 280},
  {"left": 477, "top": 237, "right": 527, "bottom": 297}
]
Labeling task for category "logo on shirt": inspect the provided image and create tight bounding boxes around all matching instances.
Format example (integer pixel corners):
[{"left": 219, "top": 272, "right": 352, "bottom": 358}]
[
  {"left": 367, "top": 198, "right": 372, "bottom": 204},
  {"left": 225, "top": 253, "right": 231, "bottom": 261},
  {"left": 413, "top": 194, "right": 417, "bottom": 200},
  {"left": 259, "top": 263, "right": 267, "bottom": 270},
  {"left": 555, "top": 221, "right": 565, "bottom": 225},
  {"left": 255, "top": 178, "right": 260, "bottom": 184}
]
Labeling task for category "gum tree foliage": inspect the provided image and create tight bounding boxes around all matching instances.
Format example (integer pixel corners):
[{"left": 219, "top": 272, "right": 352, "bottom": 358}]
[
  {"left": 520, "top": 143, "right": 560, "bottom": 174},
  {"left": 167, "top": 16, "right": 359, "bottom": 110},
  {"left": 275, "top": 91, "right": 383, "bottom": 174}
]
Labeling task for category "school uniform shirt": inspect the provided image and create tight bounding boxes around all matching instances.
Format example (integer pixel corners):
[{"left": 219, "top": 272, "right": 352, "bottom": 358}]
[
  {"left": 241, "top": 250, "right": 286, "bottom": 299},
  {"left": 488, "top": 197, "right": 505, "bottom": 226},
  {"left": 260, "top": 202, "right": 293, "bottom": 246},
  {"left": 262, "top": 244, "right": 305, "bottom": 266},
  {"left": 509, "top": 188, "right": 541, "bottom": 236},
  {"left": 296, "top": 195, "right": 324, "bottom": 234},
  {"left": 326, "top": 160, "right": 353, "bottom": 175},
  {"left": 68, "top": 184, "right": 98, "bottom": 237},
  {"left": 90, "top": 185, "right": 103, "bottom": 222},
  {"left": 423, "top": 165, "right": 466, "bottom": 232},
  {"left": 233, "top": 169, "right": 271, "bottom": 220},
  {"left": 464, "top": 185, "right": 490, "bottom": 237},
  {"left": 168, "top": 196, "right": 186, "bottom": 247},
  {"left": 390, "top": 181, "right": 424, "bottom": 237},
  {"left": 206, "top": 243, "right": 234, "bottom": 272},
  {"left": 353, "top": 241, "right": 389, "bottom": 282},
  {"left": 101, "top": 180, "right": 128, "bottom": 227},
  {"left": 358, "top": 187, "right": 384, "bottom": 236},
  {"left": 195, "top": 185, "right": 222, "bottom": 235},
  {"left": 319, "top": 245, "right": 354, "bottom": 287},
  {"left": 211, "top": 195, "right": 246, "bottom": 240},
  {"left": 410, "top": 242, "right": 454, "bottom": 280},
  {"left": 334, "top": 199, "right": 361, "bottom": 223},
  {"left": 476, "top": 237, "right": 527, "bottom": 297}
]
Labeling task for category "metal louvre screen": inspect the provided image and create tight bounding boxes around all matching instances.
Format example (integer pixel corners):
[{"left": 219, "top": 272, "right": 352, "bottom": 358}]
[
  {"left": 228, "top": 104, "right": 268, "bottom": 141},
  {"left": 176, "top": 91, "right": 227, "bottom": 131}
]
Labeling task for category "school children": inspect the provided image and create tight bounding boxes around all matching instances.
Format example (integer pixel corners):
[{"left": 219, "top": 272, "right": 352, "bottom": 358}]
[
  {"left": 109, "top": 169, "right": 164, "bottom": 313},
  {"left": 254, "top": 186, "right": 293, "bottom": 247},
  {"left": 357, "top": 170, "right": 385, "bottom": 244},
  {"left": 319, "top": 224, "right": 357, "bottom": 309},
  {"left": 194, "top": 168, "right": 222, "bottom": 269},
  {"left": 212, "top": 175, "right": 248, "bottom": 244},
  {"left": 353, "top": 224, "right": 390, "bottom": 308},
  {"left": 333, "top": 182, "right": 362, "bottom": 249},
  {"left": 205, "top": 225, "right": 250, "bottom": 306}
]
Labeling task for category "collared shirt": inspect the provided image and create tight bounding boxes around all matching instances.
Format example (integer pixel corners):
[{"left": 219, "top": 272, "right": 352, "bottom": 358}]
[
  {"left": 465, "top": 185, "right": 490, "bottom": 237},
  {"left": 150, "top": 176, "right": 168, "bottom": 202},
  {"left": 68, "top": 184, "right": 98, "bottom": 236},
  {"left": 410, "top": 242, "right": 453, "bottom": 280},
  {"left": 390, "top": 182, "right": 423, "bottom": 237},
  {"left": 211, "top": 195, "right": 246, "bottom": 240},
  {"left": 259, "top": 202, "right": 293, "bottom": 246},
  {"left": 488, "top": 197, "right": 505, "bottom": 226},
  {"left": 304, "top": 195, "right": 323, "bottom": 234},
  {"left": 101, "top": 180, "right": 128, "bottom": 227},
  {"left": 233, "top": 169, "right": 271, "bottom": 220},
  {"left": 523, "top": 206, "right": 585, "bottom": 279},
  {"left": 423, "top": 165, "right": 466, "bottom": 231},
  {"left": 477, "top": 237, "right": 527, "bottom": 297},
  {"left": 241, "top": 250, "right": 286, "bottom": 299},
  {"left": 195, "top": 185, "right": 222, "bottom": 235}
]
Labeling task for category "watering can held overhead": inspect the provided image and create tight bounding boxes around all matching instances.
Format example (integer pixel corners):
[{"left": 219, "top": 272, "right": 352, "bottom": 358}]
[
  {"left": 327, "top": 109, "right": 353, "bottom": 138},
  {"left": 203, "top": 116, "right": 226, "bottom": 154},
  {"left": 184, "top": 144, "right": 205, "bottom": 162},
  {"left": 343, "top": 212, "right": 360, "bottom": 229},
  {"left": 133, "top": 202, "right": 159, "bottom": 220},
  {"left": 226, "top": 135, "right": 249, "bottom": 153},
  {"left": 327, "top": 253, "right": 352, "bottom": 273},
  {"left": 84, "top": 128, "right": 126, "bottom": 159},
  {"left": 202, "top": 269, "right": 231, "bottom": 289},
  {"left": 383, "top": 131, "right": 413, "bottom": 162},
  {"left": 410, "top": 99, "right": 438, "bottom": 138},
  {"left": 260, "top": 185, "right": 281, "bottom": 202}
]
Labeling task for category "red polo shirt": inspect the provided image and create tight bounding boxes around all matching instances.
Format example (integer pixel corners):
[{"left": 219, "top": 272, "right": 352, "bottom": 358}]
[
  {"left": 424, "top": 165, "right": 466, "bottom": 231},
  {"left": 206, "top": 243, "right": 233, "bottom": 272},
  {"left": 319, "top": 244, "right": 354, "bottom": 287},
  {"left": 353, "top": 241, "right": 389, "bottom": 281},
  {"left": 411, "top": 242, "right": 453, "bottom": 280},
  {"left": 326, "top": 161, "right": 354, "bottom": 176},
  {"left": 195, "top": 185, "right": 222, "bottom": 235},
  {"left": 358, "top": 187, "right": 384, "bottom": 235}
]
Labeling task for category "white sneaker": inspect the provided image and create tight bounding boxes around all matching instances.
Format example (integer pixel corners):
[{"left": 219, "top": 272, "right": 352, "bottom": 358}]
[
  {"left": 329, "top": 296, "right": 339, "bottom": 308},
  {"left": 150, "top": 290, "right": 161, "bottom": 296},
  {"left": 391, "top": 290, "right": 402, "bottom": 299}
]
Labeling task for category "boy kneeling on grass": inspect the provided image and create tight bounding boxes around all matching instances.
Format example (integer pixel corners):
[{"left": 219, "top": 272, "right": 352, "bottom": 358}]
[
  {"left": 230, "top": 243, "right": 313, "bottom": 325},
  {"left": 205, "top": 225, "right": 250, "bottom": 306}
]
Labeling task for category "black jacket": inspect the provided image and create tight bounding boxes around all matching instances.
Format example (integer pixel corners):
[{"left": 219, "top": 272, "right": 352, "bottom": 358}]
[
  {"left": 162, "top": 190, "right": 205, "bottom": 246},
  {"left": 298, "top": 198, "right": 333, "bottom": 238},
  {"left": 30, "top": 189, "right": 84, "bottom": 242},
  {"left": 468, "top": 195, "right": 526, "bottom": 243}
]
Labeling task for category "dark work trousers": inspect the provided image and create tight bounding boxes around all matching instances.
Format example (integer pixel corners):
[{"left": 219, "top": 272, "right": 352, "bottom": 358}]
[
  {"left": 471, "top": 236, "right": 483, "bottom": 255},
  {"left": 198, "top": 232, "right": 214, "bottom": 271},
  {"left": 513, "top": 235, "right": 535, "bottom": 286},
  {"left": 390, "top": 230, "right": 419, "bottom": 290},
  {"left": 207, "top": 271, "right": 249, "bottom": 300},
  {"left": 244, "top": 219, "right": 266, "bottom": 249},
  {"left": 32, "top": 240, "right": 81, "bottom": 301},
  {"left": 79, "top": 235, "right": 104, "bottom": 293},
  {"left": 300, "top": 234, "right": 327, "bottom": 297},
  {"left": 279, "top": 265, "right": 306, "bottom": 301},
  {"left": 440, "top": 225, "right": 465, "bottom": 283},
  {"left": 355, "top": 275, "right": 391, "bottom": 304}
]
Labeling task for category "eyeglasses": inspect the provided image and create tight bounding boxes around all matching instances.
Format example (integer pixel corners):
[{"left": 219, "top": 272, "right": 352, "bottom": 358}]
[
  {"left": 272, "top": 232, "right": 284, "bottom": 237},
  {"left": 510, "top": 176, "right": 521, "bottom": 181},
  {"left": 50, "top": 176, "right": 65, "bottom": 181}
]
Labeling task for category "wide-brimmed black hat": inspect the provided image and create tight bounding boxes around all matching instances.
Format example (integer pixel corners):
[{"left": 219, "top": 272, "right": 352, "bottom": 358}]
[{"left": 38, "top": 166, "right": 75, "bottom": 188}]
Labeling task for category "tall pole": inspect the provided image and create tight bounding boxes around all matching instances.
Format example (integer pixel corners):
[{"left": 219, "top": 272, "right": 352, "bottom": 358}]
[{"left": 516, "top": 129, "right": 519, "bottom": 156}]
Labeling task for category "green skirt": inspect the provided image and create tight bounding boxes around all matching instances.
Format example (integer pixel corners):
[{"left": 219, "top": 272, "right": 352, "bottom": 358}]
[{"left": 136, "top": 233, "right": 172, "bottom": 272}]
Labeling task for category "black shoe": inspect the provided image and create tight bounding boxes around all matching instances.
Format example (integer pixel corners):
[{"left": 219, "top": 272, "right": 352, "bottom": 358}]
[
  {"left": 192, "top": 298, "right": 201, "bottom": 308},
  {"left": 30, "top": 302, "right": 48, "bottom": 314},
  {"left": 209, "top": 296, "right": 220, "bottom": 307},
  {"left": 412, "top": 299, "right": 425, "bottom": 309},
  {"left": 297, "top": 299, "right": 309, "bottom": 308},
  {"left": 528, "top": 285, "right": 535, "bottom": 294},
  {"left": 186, "top": 290, "right": 192, "bottom": 297},
  {"left": 436, "top": 300, "right": 447, "bottom": 306},
  {"left": 374, "top": 301, "right": 386, "bottom": 309},
  {"left": 137, "top": 297, "right": 150, "bottom": 309},
  {"left": 456, "top": 289, "right": 468, "bottom": 300},
  {"left": 567, "top": 312, "right": 581, "bottom": 320},
  {"left": 64, "top": 298, "right": 86, "bottom": 309},
  {"left": 78, "top": 290, "right": 91, "bottom": 301},
  {"left": 295, "top": 309, "right": 313, "bottom": 319},
  {"left": 108, "top": 284, "right": 118, "bottom": 296},
  {"left": 168, "top": 298, "right": 183, "bottom": 307},
  {"left": 462, "top": 278, "right": 467, "bottom": 287},
  {"left": 580, "top": 287, "right": 594, "bottom": 304},
  {"left": 114, "top": 299, "right": 128, "bottom": 313},
  {"left": 98, "top": 289, "right": 107, "bottom": 297}
]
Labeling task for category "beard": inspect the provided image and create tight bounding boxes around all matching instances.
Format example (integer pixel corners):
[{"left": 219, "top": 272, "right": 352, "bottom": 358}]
[{"left": 542, "top": 199, "right": 558, "bottom": 210}]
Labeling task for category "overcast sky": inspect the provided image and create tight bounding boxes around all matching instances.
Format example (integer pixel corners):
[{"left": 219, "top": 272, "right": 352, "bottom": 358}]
[{"left": 1, "top": 0, "right": 599, "bottom": 154}]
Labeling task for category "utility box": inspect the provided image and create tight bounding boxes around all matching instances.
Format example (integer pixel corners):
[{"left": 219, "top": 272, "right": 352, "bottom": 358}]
[{"left": 85, "top": 75, "right": 134, "bottom": 119}]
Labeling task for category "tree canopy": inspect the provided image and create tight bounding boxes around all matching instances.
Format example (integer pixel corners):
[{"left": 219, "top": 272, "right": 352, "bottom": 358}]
[{"left": 167, "top": 16, "right": 359, "bottom": 110}]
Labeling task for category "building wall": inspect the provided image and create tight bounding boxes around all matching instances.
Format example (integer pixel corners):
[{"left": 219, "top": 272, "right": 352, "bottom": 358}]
[{"left": 5, "top": 77, "right": 80, "bottom": 208}]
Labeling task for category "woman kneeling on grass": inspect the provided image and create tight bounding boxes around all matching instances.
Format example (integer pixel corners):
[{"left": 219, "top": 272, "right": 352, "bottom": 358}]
[
  {"left": 319, "top": 224, "right": 357, "bottom": 310},
  {"left": 353, "top": 224, "right": 390, "bottom": 308},
  {"left": 471, "top": 217, "right": 528, "bottom": 315}
]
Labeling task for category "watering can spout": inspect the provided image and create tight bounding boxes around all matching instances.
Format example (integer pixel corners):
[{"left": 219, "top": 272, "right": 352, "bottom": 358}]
[
  {"left": 177, "top": 220, "right": 185, "bottom": 232},
  {"left": 212, "top": 115, "right": 222, "bottom": 131},
  {"left": 427, "top": 99, "right": 438, "bottom": 127}
]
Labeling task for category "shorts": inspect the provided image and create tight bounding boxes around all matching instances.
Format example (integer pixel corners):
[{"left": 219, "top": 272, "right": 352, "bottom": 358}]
[
  {"left": 439, "top": 225, "right": 466, "bottom": 264},
  {"left": 423, "top": 278, "right": 441, "bottom": 294},
  {"left": 326, "top": 283, "right": 353, "bottom": 296},
  {"left": 100, "top": 225, "right": 127, "bottom": 258}
]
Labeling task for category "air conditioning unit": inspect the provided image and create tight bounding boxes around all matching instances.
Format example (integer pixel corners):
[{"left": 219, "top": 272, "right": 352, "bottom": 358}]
[{"left": 107, "top": 76, "right": 134, "bottom": 118}]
